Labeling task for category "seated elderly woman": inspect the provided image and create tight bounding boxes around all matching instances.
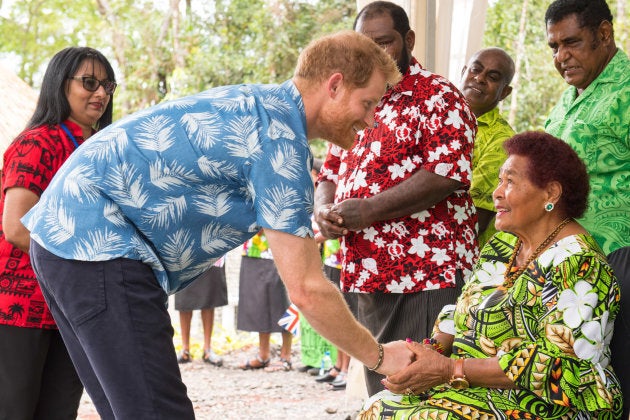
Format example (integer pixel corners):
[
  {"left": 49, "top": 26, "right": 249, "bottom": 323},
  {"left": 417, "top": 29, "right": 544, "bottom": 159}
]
[{"left": 358, "top": 131, "right": 623, "bottom": 419}]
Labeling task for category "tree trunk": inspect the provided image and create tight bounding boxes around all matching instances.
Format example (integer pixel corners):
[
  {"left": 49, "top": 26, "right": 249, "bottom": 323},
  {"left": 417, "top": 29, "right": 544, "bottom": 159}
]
[
  {"left": 508, "top": 0, "right": 528, "bottom": 126},
  {"left": 95, "top": 0, "right": 131, "bottom": 114},
  {"left": 170, "top": 0, "right": 184, "bottom": 69},
  {"left": 618, "top": 0, "right": 628, "bottom": 53}
]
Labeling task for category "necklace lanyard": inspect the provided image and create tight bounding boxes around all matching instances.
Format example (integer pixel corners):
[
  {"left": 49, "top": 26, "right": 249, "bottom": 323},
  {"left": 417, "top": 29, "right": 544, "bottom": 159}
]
[{"left": 60, "top": 123, "right": 81, "bottom": 150}]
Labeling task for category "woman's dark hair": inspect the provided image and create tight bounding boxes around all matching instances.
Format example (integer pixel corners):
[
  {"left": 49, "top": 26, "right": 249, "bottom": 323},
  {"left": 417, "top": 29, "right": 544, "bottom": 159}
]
[
  {"left": 353, "top": 1, "right": 411, "bottom": 38},
  {"left": 545, "top": 0, "right": 614, "bottom": 33},
  {"left": 28, "top": 47, "right": 116, "bottom": 130},
  {"left": 503, "top": 131, "right": 589, "bottom": 219}
]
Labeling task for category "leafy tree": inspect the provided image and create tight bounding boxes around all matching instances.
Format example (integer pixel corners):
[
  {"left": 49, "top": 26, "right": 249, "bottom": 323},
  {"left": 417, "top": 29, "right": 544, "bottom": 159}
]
[
  {"left": 0, "top": 0, "right": 97, "bottom": 85},
  {"left": 165, "top": 0, "right": 355, "bottom": 156},
  {"left": 3, "top": 0, "right": 627, "bottom": 147},
  {"left": 1, "top": 0, "right": 354, "bottom": 156},
  {"left": 484, "top": 0, "right": 562, "bottom": 132}
]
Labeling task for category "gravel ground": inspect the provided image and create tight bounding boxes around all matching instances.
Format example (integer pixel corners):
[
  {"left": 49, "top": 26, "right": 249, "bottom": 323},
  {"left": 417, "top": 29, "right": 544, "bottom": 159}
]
[
  {"left": 76, "top": 250, "right": 366, "bottom": 419},
  {"left": 76, "top": 344, "right": 366, "bottom": 419}
]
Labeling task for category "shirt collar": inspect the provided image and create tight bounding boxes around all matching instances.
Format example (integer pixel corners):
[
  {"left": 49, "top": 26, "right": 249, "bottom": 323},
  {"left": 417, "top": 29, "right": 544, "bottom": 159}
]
[
  {"left": 570, "top": 48, "right": 629, "bottom": 100},
  {"left": 476, "top": 107, "right": 501, "bottom": 127}
]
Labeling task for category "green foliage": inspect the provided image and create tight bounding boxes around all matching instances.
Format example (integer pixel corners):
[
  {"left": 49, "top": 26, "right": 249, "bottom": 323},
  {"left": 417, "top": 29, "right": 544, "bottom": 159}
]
[
  {"left": 3, "top": 0, "right": 627, "bottom": 155},
  {"left": 168, "top": 0, "right": 354, "bottom": 158},
  {"left": 1, "top": 0, "right": 354, "bottom": 141},
  {"left": 483, "top": 0, "right": 564, "bottom": 132},
  {"left": 0, "top": 0, "right": 96, "bottom": 84}
]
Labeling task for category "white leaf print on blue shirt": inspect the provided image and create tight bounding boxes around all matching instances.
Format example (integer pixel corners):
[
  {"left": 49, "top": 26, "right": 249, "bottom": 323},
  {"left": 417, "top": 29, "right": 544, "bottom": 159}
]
[{"left": 22, "top": 80, "right": 314, "bottom": 294}]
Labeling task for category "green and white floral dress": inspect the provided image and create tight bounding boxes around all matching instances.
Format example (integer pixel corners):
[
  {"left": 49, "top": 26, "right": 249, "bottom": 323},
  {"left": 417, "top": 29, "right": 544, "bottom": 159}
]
[{"left": 359, "top": 232, "right": 623, "bottom": 419}]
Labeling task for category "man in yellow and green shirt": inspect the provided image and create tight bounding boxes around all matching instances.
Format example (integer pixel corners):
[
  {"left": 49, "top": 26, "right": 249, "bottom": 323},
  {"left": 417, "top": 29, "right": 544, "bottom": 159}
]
[{"left": 460, "top": 47, "right": 516, "bottom": 245}]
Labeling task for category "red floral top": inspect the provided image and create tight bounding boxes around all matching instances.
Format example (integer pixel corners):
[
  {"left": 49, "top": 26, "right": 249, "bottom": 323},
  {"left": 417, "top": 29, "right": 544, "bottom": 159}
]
[
  {"left": 318, "top": 58, "right": 479, "bottom": 294},
  {"left": 0, "top": 121, "right": 85, "bottom": 328}
]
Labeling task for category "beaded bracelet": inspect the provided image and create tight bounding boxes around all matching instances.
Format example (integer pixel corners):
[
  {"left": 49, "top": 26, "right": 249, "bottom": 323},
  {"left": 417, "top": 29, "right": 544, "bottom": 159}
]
[
  {"left": 422, "top": 337, "right": 444, "bottom": 354},
  {"left": 368, "top": 343, "right": 384, "bottom": 371}
]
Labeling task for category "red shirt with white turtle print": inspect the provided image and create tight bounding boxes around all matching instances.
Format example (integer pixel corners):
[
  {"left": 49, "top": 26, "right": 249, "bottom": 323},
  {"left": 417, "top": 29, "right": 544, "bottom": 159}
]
[{"left": 318, "top": 58, "right": 479, "bottom": 294}]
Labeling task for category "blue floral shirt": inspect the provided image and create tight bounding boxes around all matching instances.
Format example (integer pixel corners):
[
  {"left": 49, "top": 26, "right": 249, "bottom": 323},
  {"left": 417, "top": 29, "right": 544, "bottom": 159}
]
[{"left": 23, "top": 80, "right": 314, "bottom": 294}]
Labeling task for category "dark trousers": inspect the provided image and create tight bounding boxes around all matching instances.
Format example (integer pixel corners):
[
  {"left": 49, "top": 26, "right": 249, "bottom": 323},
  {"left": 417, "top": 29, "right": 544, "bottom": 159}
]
[
  {"left": 608, "top": 246, "right": 630, "bottom": 419},
  {"left": 30, "top": 241, "right": 194, "bottom": 420},
  {"left": 0, "top": 324, "right": 83, "bottom": 420},
  {"left": 358, "top": 271, "right": 464, "bottom": 396}
]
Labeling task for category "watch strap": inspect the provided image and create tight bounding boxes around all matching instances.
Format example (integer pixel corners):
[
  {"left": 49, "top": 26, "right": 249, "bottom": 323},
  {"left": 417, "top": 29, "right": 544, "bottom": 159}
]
[
  {"left": 449, "top": 358, "right": 469, "bottom": 389},
  {"left": 453, "top": 358, "right": 466, "bottom": 379}
]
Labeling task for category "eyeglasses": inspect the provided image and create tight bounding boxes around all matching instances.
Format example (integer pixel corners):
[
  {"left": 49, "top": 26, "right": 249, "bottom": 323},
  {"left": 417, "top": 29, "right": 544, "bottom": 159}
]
[{"left": 68, "top": 76, "right": 117, "bottom": 95}]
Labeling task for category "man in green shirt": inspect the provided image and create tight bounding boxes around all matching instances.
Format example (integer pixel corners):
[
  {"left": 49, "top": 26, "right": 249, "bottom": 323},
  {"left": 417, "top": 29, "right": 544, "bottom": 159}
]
[
  {"left": 460, "top": 47, "right": 515, "bottom": 245},
  {"left": 544, "top": 0, "right": 629, "bottom": 257},
  {"left": 544, "top": 0, "right": 630, "bottom": 417}
]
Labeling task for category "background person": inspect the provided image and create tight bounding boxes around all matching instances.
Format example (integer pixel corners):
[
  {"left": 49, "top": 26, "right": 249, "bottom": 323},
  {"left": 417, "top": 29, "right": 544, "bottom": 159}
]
[
  {"left": 460, "top": 47, "right": 515, "bottom": 245},
  {"left": 311, "top": 236, "right": 358, "bottom": 391},
  {"left": 543, "top": 2, "right": 630, "bottom": 414},
  {"left": 237, "top": 232, "right": 294, "bottom": 372},
  {"left": 298, "top": 158, "right": 338, "bottom": 376},
  {"left": 359, "top": 131, "right": 623, "bottom": 419},
  {"left": 295, "top": 164, "right": 360, "bottom": 390},
  {"left": 174, "top": 258, "right": 227, "bottom": 366},
  {"left": 315, "top": 1, "right": 477, "bottom": 396},
  {"left": 22, "top": 31, "right": 413, "bottom": 419},
  {"left": 0, "top": 46, "right": 116, "bottom": 420}
]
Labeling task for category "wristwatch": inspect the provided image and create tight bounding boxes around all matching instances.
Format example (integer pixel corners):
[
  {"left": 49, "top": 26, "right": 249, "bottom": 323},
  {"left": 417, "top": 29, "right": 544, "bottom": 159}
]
[{"left": 449, "top": 358, "right": 469, "bottom": 389}]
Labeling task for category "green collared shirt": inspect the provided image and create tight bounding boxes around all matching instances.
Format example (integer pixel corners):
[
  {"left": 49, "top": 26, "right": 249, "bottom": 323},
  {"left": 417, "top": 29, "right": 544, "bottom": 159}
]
[
  {"left": 545, "top": 49, "right": 630, "bottom": 255},
  {"left": 471, "top": 107, "right": 514, "bottom": 245}
]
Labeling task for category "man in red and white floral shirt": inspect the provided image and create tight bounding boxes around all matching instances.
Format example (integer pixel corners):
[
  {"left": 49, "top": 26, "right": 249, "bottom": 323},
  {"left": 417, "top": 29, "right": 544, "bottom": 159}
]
[{"left": 315, "top": 1, "right": 478, "bottom": 395}]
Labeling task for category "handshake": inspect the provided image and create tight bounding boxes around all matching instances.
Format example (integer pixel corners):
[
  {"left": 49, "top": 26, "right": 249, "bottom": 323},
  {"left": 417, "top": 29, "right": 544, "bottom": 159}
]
[{"left": 314, "top": 199, "right": 373, "bottom": 240}]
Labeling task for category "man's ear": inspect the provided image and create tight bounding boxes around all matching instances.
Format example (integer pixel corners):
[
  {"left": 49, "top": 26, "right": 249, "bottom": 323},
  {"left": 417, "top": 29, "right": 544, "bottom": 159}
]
[
  {"left": 599, "top": 20, "right": 614, "bottom": 45},
  {"left": 326, "top": 73, "right": 344, "bottom": 99},
  {"left": 405, "top": 29, "right": 416, "bottom": 52},
  {"left": 499, "top": 85, "right": 513, "bottom": 101}
]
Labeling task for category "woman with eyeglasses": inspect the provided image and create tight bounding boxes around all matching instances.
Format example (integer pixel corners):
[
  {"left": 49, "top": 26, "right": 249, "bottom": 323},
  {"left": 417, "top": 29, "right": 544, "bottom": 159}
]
[{"left": 0, "top": 46, "right": 115, "bottom": 419}]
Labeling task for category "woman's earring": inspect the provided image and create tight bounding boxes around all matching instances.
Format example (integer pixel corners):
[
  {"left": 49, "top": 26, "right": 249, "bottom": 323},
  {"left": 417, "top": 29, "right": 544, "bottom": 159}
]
[{"left": 545, "top": 202, "right": 554, "bottom": 212}]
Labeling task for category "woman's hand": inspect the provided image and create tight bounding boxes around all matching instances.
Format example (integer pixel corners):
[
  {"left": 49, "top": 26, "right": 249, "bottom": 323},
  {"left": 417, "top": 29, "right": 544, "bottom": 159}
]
[{"left": 381, "top": 340, "right": 452, "bottom": 395}]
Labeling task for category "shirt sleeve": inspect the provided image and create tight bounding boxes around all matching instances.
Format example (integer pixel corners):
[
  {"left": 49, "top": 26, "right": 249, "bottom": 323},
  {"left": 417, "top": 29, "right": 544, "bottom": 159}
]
[
  {"left": 432, "top": 304, "right": 457, "bottom": 336},
  {"left": 249, "top": 138, "right": 314, "bottom": 238},
  {"left": 2, "top": 128, "right": 58, "bottom": 196},
  {"left": 417, "top": 84, "right": 476, "bottom": 186},
  {"left": 317, "top": 143, "right": 343, "bottom": 186}
]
